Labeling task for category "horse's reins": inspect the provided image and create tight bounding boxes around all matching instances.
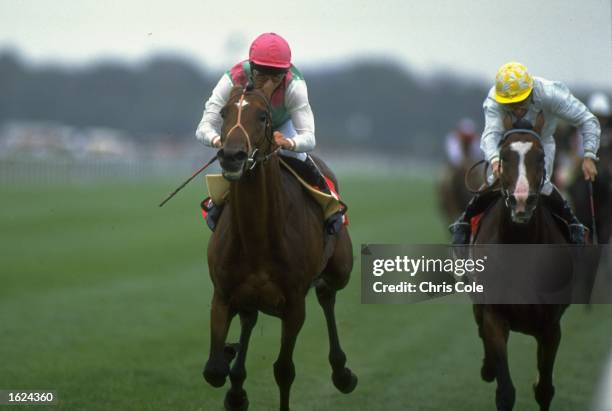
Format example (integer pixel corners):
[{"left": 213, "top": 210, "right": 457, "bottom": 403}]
[{"left": 465, "top": 159, "right": 490, "bottom": 194}]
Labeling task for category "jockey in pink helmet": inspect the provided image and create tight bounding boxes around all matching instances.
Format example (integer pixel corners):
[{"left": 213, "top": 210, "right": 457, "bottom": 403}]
[{"left": 196, "top": 33, "right": 340, "bottom": 232}]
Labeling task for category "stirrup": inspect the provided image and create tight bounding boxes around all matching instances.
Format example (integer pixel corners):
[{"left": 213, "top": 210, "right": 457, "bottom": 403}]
[
  {"left": 325, "top": 211, "right": 344, "bottom": 235},
  {"left": 449, "top": 220, "right": 471, "bottom": 245},
  {"left": 568, "top": 223, "right": 586, "bottom": 245},
  {"left": 201, "top": 197, "right": 222, "bottom": 232}
]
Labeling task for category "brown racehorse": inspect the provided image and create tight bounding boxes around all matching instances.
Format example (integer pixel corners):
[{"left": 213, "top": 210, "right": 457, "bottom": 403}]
[
  {"left": 203, "top": 81, "right": 357, "bottom": 411},
  {"left": 472, "top": 117, "right": 570, "bottom": 411},
  {"left": 438, "top": 157, "right": 483, "bottom": 225}
]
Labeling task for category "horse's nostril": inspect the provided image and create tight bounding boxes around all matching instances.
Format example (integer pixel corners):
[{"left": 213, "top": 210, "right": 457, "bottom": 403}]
[
  {"left": 234, "top": 151, "right": 248, "bottom": 162},
  {"left": 219, "top": 149, "right": 247, "bottom": 162},
  {"left": 526, "top": 194, "right": 537, "bottom": 205}
]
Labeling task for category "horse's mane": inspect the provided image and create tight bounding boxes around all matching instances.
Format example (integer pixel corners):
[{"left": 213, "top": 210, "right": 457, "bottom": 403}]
[{"left": 499, "top": 119, "right": 544, "bottom": 151}]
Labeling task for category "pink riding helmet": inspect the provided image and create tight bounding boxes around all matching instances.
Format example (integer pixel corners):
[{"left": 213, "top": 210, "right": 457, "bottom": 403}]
[{"left": 249, "top": 33, "right": 292, "bottom": 69}]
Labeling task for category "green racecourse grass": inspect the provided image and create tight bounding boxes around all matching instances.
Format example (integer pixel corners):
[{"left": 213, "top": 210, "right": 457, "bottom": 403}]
[{"left": 1, "top": 174, "right": 611, "bottom": 411}]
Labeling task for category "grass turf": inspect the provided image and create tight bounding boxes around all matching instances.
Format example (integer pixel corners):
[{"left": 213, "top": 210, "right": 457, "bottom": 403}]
[{"left": 0, "top": 175, "right": 610, "bottom": 410}]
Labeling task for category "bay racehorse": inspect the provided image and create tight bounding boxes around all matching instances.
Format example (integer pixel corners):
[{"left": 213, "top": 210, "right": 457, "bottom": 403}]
[
  {"left": 203, "top": 80, "right": 357, "bottom": 411},
  {"left": 438, "top": 157, "right": 484, "bottom": 225},
  {"left": 472, "top": 116, "right": 570, "bottom": 411}
]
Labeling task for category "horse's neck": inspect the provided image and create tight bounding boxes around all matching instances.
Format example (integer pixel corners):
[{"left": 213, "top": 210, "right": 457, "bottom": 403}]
[{"left": 229, "top": 157, "right": 286, "bottom": 258}]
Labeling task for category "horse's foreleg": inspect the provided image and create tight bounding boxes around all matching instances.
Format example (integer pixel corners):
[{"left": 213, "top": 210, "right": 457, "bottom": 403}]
[
  {"left": 482, "top": 308, "right": 515, "bottom": 411},
  {"left": 474, "top": 305, "right": 496, "bottom": 382},
  {"left": 316, "top": 278, "right": 357, "bottom": 394},
  {"left": 224, "top": 310, "right": 258, "bottom": 411},
  {"left": 533, "top": 324, "right": 561, "bottom": 411},
  {"left": 204, "top": 292, "right": 234, "bottom": 388},
  {"left": 274, "top": 300, "right": 305, "bottom": 411}
]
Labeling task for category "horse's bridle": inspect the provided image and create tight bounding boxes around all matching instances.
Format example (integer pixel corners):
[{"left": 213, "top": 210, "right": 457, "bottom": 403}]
[
  {"left": 223, "top": 87, "right": 278, "bottom": 170},
  {"left": 498, "top": 128, "right": 546, "bottom": 210}
]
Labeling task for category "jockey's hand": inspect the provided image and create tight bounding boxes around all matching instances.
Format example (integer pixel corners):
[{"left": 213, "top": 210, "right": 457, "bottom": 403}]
[
  {"left": 273, "top": 131, "right": 295, "bottom": 150},
  {"left": 582, "top": 157, "right": 598, "bottom": 181},
  {"left": 211, "top": 136, "right": 223, "bottom": 148},
  {"left": 491, "top": 160, "right": 501, "bottom": 179}
]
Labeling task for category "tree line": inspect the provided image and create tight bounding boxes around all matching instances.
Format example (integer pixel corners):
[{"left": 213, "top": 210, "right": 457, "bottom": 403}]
[{"left": 0, "top": 50, "right": 494, "bottom": 156}]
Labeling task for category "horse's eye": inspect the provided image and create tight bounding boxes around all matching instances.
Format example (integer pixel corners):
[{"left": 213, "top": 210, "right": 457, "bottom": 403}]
[{"left": 259, "top": 114, "right": 267, "bottom": 123}]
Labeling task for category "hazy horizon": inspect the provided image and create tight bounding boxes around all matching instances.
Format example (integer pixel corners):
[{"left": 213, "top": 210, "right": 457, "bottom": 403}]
[{"left": 1, "top": 0, "right": 611, "bottom": 90}]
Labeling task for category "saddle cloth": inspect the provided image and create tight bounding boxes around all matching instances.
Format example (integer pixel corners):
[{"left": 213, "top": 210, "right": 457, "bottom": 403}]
[{"left": 202, "top": 161, "right": 347, "bottom": 223}]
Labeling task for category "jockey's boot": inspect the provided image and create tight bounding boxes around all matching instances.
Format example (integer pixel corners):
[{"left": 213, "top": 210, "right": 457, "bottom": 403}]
[
  {"left": 449, "top": 188, "right": 500, "bottom": 245},
  {"left": 543, "top": 187, "right": 586, "bottom": 244},
  {"left": 201, "top": 197, "right": 222, "bottom": 232},
  {"left": 280, "top": 154, "right": 344, "bottom": 235}
]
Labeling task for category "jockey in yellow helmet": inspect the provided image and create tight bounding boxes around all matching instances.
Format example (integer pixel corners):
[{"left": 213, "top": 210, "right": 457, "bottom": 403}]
[{"left": 449, "top": 62, "right": 601, "bottom": 244}]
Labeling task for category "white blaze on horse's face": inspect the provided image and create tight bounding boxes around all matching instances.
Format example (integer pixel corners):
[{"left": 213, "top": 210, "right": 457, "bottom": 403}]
[
  {"left": 235, "top": 99, "right": 249, "bottom": 108},
  {"left": 509, "top": 141, "right": 533, "bottom": 213}
]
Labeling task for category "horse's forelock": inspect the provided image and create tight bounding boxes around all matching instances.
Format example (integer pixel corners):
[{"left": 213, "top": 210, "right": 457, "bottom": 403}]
[
  {"left": 226, "top": 86, "right": 271, "bottom": 112},
  {"left": 499, "top": 127, "right": 544, "bottom": 151},
  {"left": 501, "top": 132, "right": 543, "bottom": 153}
]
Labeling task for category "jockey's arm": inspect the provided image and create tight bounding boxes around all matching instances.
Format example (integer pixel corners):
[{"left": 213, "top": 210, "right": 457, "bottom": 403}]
[
  {"left": 284, "top": 80, "right": 316, "bottom": 152},
  {"left": 479, "top": 93, "right": 506, "bottom": 167},
  {"left": 548, "top": 81, "right": 601, "bottom": 160},
  {"left": 196, "top": 75, "right": 232, "bottom": 148}
]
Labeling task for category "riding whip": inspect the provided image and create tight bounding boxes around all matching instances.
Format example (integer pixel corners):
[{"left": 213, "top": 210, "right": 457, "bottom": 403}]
[
  {"left": 587, "top": 180, "right": 598, "bottom": 244},
  {"left": 158, "top": 155, "right": 218, "bottom": 207}
]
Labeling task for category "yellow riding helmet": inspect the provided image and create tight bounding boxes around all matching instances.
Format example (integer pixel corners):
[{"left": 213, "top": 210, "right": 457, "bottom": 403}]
[{"left": 494, "top": 62, "right": 534, "bottom": 104}]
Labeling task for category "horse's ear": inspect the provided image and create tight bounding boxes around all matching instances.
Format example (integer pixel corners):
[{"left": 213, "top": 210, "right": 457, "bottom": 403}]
[
  {"left": 502, "top": 114, "right": 513, "bottom": 131},
  {"left": 534, "top": 112, "right": 545, "bottom": 135},
  {"left": 261, "top": 79, "right": 277, "bottom": 100}
]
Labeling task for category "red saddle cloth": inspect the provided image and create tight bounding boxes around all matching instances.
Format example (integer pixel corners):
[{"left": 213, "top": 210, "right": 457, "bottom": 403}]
[
  {"left": 201, "top": 198, "right": 214, "bottom": 220},
  {"left": 470, "top": 213, "right": 484, "bottom": 237},
  {"left": 323, "top": 176, "right": 349, "bottom": 226},
  {"left": 200, "top": 175, "right": 349, "bottom": 226}
]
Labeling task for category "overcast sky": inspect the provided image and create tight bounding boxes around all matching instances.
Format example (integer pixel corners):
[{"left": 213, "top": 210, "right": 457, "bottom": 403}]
[{"left": 1, "top": 0, "right": 611, "bottom": 89}]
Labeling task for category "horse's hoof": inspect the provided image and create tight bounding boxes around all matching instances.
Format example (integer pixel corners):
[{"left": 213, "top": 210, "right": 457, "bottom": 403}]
[
  {"left": 533, "top": 381, "right": 554, "bottom": 411},
  {"left": 481, "top": 362, "right": 495, "bottom": 382},
  {"left": 224, "top": 389, "right": 249, "bottom": 411},
  {"left": 332, "top": 368, "right": 358, "bottom": 394},
  {"left": 203, "top": 361, "right": 229, "bottom": 388}
]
